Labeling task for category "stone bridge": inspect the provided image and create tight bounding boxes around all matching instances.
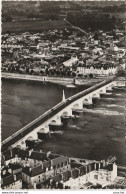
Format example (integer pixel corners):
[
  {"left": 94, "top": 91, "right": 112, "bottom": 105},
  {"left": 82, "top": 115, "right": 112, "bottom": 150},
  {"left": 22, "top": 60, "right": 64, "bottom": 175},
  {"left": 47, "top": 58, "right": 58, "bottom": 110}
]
[{"left": 2, "top": 77, "right": 125, "bottom": 152}]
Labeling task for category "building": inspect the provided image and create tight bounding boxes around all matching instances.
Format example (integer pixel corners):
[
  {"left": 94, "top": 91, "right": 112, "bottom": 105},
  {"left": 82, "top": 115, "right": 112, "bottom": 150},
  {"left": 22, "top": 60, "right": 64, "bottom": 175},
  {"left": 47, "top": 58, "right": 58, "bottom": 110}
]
[
  {"left": 4, "top": 147, "right": 71, "bottom": 188},
  {"left": 63, "top": 162, "right": 117, "bottom": 189},
  {"left": 22, "top": 153, "right": 71, "bottom": 188},
  {"left": 77, "top": 64, "right": 117, "bottom": 76},
  {"left": 1, "top": 168, "right": 22, "bottom": 189},
  {"left": 63, "top": 57, "right": 79, "bottom": 67}
]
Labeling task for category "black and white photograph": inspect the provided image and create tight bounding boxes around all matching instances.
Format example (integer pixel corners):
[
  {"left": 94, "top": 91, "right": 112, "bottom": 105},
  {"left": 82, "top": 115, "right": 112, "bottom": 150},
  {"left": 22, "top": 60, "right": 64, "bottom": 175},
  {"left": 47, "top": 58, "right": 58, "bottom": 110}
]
[{"left": 1, "top": 0, "right": 126, "bottom": 191}]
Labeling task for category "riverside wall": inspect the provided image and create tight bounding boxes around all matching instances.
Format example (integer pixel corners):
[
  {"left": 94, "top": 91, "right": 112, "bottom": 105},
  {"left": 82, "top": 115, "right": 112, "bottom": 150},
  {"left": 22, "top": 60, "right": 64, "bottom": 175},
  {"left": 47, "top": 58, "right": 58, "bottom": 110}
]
[{"left": 1, "top": 72, "right": 74, "bottom": 85}]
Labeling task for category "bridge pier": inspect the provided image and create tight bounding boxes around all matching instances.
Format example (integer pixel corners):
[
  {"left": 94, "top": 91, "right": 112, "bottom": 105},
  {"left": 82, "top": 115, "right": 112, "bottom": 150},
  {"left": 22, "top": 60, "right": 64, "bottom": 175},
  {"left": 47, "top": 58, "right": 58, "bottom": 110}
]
[
  {"left": 83, "top": 97, "right": 93, "bottom": 106},
  {"left": 72, "top": 102, "right": 83, "bottom": 110},
  {"left": 99, "top": 88, "right": 106, "bottom": 95},
  {"left": 106, "top": 86, "right": 112, "bottom": 92},
  {"left": 2, "top": 79, "right": 121, "bottom": 151},
  {"left": 55, "top": 115, "right": 62, "bottom": 125},
  {"left": 60, "top": 109, "right": 73, "bottom": 118},
  {"left": 43, "top": 125, "right": 50, "bottom": 133},
  {"left": 92, "top": 93, "right": 100, "bottom": 100}
]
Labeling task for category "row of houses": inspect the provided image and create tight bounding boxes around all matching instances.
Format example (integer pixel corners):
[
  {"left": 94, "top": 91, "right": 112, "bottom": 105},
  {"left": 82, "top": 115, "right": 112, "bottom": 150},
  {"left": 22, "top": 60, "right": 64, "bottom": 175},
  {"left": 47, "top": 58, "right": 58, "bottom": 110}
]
[
  {"left": 1, "top": 146, "right": 118, "bottom": 189},
  {"left": 77, "top": 65, "right": 118, "bottom": 76}
]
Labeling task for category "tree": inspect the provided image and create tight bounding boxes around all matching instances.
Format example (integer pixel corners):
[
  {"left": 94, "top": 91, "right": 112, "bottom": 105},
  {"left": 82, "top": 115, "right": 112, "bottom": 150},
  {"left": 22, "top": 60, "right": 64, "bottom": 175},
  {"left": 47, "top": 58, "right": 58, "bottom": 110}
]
[
  {"left": 67, "top": 71, "right": 71, "bottom": 77},
  {"left": 72, "top": 72, "right": 76, "bottom": 77},
  {"left": 45, "top": 68, "right": 49, "bottom": 75},
  {"left": 116, "top": 68, "right": 126, "bottom": 77},
  {"left": 56, "top": 70, "right": 60, "bottom": 77},
  {"left": 89, "top": 73, "right": 93, "bottom": 79}
]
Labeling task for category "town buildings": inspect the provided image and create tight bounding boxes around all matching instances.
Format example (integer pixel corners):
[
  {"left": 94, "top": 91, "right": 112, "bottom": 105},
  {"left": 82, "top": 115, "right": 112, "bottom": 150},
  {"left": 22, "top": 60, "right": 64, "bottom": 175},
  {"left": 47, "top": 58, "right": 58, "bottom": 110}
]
[
  {"left": 1, "top": 28, "right": 125, "bottom": 78},
  {"left": 1, "top": 145, "right": 122, "bottom": 189}
]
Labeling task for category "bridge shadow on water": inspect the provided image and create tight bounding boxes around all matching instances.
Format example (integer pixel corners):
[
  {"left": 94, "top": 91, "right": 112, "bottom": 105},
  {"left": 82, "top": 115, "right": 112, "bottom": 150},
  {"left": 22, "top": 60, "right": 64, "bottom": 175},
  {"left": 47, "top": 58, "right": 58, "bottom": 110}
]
[{"left": 34, "top": 88, "right": 125, "bottom": 165}]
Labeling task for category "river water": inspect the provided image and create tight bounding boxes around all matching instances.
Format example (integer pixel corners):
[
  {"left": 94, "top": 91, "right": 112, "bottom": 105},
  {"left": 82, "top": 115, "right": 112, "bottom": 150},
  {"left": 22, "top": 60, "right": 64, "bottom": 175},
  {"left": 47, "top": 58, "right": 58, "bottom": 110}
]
[{"left": 1, "top": 79, "right": 126, "bottom": 165}]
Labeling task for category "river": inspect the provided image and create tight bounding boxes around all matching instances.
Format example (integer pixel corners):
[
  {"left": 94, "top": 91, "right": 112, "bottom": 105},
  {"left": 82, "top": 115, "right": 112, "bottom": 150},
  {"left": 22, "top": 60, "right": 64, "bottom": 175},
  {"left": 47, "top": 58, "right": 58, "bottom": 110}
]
[{"left": 1, "top": 78, "right": 126, "bottom": 165}]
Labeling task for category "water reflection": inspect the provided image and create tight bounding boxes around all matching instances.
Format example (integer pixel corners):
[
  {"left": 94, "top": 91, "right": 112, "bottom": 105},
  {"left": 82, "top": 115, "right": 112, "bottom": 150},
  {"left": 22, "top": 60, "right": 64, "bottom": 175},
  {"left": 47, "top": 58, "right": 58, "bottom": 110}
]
[{"left": 1, "top": 79, "right": 125, "bottom": 165}]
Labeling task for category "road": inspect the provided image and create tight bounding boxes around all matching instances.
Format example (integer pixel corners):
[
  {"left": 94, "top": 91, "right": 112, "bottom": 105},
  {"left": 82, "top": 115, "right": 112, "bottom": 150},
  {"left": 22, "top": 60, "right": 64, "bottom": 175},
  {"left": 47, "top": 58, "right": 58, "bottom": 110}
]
[
  {"left": 64, "top": 18, "right": 88, "bottom": 36},
  {"left": 1, "top": 77, "right": 115, "bottom": 152}
]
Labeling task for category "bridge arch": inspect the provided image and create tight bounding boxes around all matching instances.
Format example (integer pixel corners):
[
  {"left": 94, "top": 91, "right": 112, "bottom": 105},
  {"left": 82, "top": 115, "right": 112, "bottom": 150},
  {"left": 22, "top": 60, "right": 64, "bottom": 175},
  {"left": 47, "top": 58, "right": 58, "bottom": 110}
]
[
  {"left": 83, "top": 98, "right": 88, "bottom": 102},
  {"left": 92, "top": 93, "right": 97, "bottom": 98},
  {"left": 99, "top": 90, "right": 103, "bottom": 94},
  {"left": 2, "top": 79, "right": 117, "bottom": 151},
  {"left": 49, "top": 120, "right": 57, "bottom": 125},
  {"left": 61, "top": 111, "right": 69, "bottom": 117},
  {"left": 26, "top": 136, "right": 34, "bottom": 141},
  {"left": 111, "top": 84, "right": 114, "bottom": 88},
  {"left": 83, "top": 97, "right": 92, "bottom": 105},
  {"left": 72, "top": 103, "right": 80, "bottom": 109},
  {"left": 106, "top": 86, "right": 110, "bottom": 90}
]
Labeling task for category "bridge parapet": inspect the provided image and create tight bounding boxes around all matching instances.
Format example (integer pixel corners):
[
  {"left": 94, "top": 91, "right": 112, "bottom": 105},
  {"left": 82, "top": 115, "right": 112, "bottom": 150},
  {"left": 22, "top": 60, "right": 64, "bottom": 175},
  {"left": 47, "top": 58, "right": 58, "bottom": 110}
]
[{"left": 2, "top": 77, "right": 119, "bottom": 152}]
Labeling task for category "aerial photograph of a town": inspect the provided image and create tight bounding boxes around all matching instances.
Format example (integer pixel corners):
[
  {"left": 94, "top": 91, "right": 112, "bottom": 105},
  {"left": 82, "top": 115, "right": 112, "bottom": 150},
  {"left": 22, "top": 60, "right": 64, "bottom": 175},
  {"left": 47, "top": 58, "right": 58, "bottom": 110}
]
[{"left": 1, "top": 0, "right": 126, "bottom": 191}]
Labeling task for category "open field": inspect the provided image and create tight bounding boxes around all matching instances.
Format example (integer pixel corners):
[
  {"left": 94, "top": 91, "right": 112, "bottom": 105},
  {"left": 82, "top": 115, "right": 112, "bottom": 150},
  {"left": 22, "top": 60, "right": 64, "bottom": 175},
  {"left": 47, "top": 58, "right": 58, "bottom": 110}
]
[{"left": 2, "top": 19, "right": 71, "bottom": 33}]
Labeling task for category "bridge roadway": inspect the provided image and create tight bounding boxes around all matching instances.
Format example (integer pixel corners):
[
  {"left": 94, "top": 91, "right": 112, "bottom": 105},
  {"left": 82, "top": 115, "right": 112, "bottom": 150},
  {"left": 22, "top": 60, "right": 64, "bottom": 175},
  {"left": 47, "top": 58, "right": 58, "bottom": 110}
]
[{"left": 2, "top": 77, "right": 115, "bottom": 152}]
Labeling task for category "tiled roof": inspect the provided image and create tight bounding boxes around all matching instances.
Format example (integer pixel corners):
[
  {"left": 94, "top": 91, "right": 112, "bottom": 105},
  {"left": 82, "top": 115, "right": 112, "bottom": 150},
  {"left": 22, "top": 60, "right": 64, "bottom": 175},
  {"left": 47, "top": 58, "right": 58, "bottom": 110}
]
[
  {"left": 62, "top": 170, "right": 71, "bottom": 181},
  {"left": 71, "top": 169, "right": 79, "bottom": 179},
  {"left": 29, "top": 151, "right": 48, "bottom": 161},
  {"left": 2, "top": 175, "right": 14, "bottom": 187},
  {"left": 79, "top": 166, "right": 86, "bottom": 175},
  {"left": 47, "top": 154, "right": 60, "bottom": 160},
  {"left": 71, "top": 162, "right": 83, "bottom": 169},
  {"left": 52, "top": 174, "right": 62, "bottom": 183},
  {"left": 43, "top": 161, "right": 50, "bottom": 168},
  {"left": 1, "top": 172, "right": 11, "bottom": 179},
  {"left": 104, "top": 163, "right": 113, "bottom": 171},
  {"left": 18, "top": 149, "right": 29, "bottom": 160},
  {"left": 90, "top": 162, "right": 95, "bottom": 171},
  {"left": 2, "top": 172, "right": 22, "bottom": 187},
  {"left": 9, "top": 163, "right": 22, "bottom": 170},
  {"left": 83, "top": 182, "right": 92, "bottom": 188},
  {"left": 96, "top": 162, "right": 100, "bottom": 170},
  {"left": 4, "top": 148, "right": 17, "bottom": 161},
  {"left": 50, "top": 155, "right": 68, "bottom": 166},
  {"left": 22, "top": 166, "right": 45, "bottom": 177}
]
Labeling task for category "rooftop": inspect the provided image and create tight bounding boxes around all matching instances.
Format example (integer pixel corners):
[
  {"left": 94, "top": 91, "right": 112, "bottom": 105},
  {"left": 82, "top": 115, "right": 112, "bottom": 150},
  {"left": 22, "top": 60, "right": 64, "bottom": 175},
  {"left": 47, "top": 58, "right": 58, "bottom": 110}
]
[
  {"left": 22, "top": 166, "right": 45, "bottom": 177},
  {"left": 29, "top": 151, "right": 48, "bottom": 161}
]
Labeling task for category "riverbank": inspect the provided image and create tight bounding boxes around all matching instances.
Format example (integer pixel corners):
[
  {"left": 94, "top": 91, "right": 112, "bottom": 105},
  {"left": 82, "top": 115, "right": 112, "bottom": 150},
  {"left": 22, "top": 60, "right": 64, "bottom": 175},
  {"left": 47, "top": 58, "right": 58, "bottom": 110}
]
[
  {"left": 1, "top": 72, "right": 104, "bottom": 87},
  {"left": 1, "top": 72, "right": 74, "bottom": 86}
]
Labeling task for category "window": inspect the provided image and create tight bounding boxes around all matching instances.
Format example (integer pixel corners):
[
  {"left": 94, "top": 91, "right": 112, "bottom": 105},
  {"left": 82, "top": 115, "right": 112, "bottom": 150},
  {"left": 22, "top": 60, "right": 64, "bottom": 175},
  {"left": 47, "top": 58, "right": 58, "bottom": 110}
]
[{"left": 94, "top": 175, "right": 98, "bottom": 179}]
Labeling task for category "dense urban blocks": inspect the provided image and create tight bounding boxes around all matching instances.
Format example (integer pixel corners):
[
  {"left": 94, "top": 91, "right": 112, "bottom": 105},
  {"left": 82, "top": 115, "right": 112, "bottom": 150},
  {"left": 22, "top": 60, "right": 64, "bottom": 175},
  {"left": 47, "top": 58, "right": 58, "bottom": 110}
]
[
  {"left": 1, "top": 0, "right": 126, "bottom": 190},
  {"left": 1, "top": 147, "right": 120, "bottom": 189}
]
